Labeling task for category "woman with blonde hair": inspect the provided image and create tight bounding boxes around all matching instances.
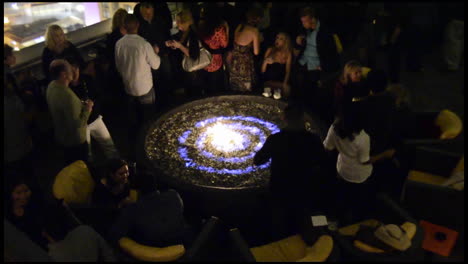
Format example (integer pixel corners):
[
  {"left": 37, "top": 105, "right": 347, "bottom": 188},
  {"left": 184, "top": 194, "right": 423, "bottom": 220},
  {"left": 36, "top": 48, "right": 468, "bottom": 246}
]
[
  {"left": 42, "top": 24, "right": 84, "bottom": 82},
  {"left": 166, "top": 9, "right": 205, "bottom": 97},
  {"left": 261, "top": 32, "right": 293, "bottom": 99},
  {"left": 334, "top": 60, "right": 364, "bottom": 116},
  {"left": 106, "top": 8, "right": 128, "bottom": 66}
]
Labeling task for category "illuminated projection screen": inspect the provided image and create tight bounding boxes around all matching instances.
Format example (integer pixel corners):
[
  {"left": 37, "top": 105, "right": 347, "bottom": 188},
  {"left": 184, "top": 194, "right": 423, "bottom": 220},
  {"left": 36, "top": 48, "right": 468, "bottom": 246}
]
[{"left": 142, "top": 96, "right": 324, "bottom": 190}]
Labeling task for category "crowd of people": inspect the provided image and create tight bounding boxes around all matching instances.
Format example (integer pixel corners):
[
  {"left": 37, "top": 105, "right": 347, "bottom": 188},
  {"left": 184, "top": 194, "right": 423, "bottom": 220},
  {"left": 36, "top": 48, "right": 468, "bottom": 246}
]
[{"left": 4, "top": 2, "right": 463, "bottom": 260}]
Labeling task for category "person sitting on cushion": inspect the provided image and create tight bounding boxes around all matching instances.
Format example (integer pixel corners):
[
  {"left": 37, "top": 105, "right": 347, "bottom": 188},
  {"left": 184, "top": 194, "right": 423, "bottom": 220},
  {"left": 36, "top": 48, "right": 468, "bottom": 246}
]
[
  {"left": 109, "top": 172, "right": 195, "bottom": 248},
  {"left": 261, "top": 32, "right": 293, "bottom": 99},
  {"left": 92, "top": 159, "right": 134, "bottom": 209}
]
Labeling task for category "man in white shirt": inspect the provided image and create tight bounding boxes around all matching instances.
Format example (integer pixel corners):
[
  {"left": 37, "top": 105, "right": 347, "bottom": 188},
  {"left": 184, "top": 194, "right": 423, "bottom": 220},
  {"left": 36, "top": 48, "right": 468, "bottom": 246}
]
[
  {"left": 116, "top": 14, "right": 161, "bottom": 99},
  {"left": 115, "top": 14, "right": 160, "bottom": 159}
]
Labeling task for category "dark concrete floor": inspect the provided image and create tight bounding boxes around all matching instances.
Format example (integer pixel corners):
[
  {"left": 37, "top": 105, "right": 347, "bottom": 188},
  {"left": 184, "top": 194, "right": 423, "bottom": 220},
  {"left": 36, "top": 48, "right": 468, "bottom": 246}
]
[{"left": 30, "top": 41, "right": 463, "bottom": 260}]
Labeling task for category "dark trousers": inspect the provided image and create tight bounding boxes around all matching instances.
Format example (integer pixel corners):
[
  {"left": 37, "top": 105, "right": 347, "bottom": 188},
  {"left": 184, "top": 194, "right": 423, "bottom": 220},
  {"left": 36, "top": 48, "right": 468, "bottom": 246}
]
[
  {"left": 184, "top": 70, "right": 205, "bottom": 99},
  {"left": 335, "top": 176, "right": 376, "bottom": 224},
  {"left": 270, "top": 195, "right": 310, "bottom": 241},
  {"left": 292, "top": 63, "right": 321, "bottom": 108},
  {"left": 200, "top": 67, "right": 226, "bottom": 96},
  {"left": 387, "top": 43, "right": 402, "bottom": 83},
  {"left": 126, "top": 88, "right": 156, "bottom": 160},
  {"left": 63, "top": 142, "right": 89, "bottom": 166}
]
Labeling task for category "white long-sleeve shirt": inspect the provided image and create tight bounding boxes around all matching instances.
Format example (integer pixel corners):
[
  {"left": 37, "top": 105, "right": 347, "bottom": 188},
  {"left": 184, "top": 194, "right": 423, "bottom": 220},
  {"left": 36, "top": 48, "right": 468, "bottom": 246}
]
[{"left": 115, "top": 34, "right": 161, "bottom": 96}]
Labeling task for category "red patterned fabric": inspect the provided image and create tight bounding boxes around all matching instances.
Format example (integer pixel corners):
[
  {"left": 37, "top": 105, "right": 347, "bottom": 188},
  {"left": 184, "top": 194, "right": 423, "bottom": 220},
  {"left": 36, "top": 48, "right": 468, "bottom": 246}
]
[{"left": 203, "top": 26, "right": 228, "bottom": 72}]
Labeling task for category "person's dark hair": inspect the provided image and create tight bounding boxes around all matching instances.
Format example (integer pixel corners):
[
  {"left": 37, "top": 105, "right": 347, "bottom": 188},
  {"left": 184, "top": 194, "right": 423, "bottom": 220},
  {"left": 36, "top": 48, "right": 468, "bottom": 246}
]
[
  {"left": 187, "top": 24, "right": 201, "bottom": 60},
  {"left": 124, "top": 14, "right": 140, "bottom": 32},
  {"left": 299, "top": 7, "right": 317, "bottom": 19},
  {"left": 105, "top": 158, "right": 128, "bottom": 186},
  {"left": 42, "top": 203, "right": 72, "bottom": 241},
  {"left": 49, "top": 60, "right": 68, "bottom": 80},
  {"left": 139, "top": 1, "right": 154, "bottom": 10},
  {"left": 5, "top": 174, "right": 28, "bottom": 204},
  {"left": 334, "top": 102, "right": 366, "bottom": 141},
  {"left": 239, "top": 6, "right": 264, "bottom": 32},
  {"left": 198, "top": 3, "right": 224, "bottom": 39},
  {"left": 136, "top": 172, "right": 158, "bottom": 196},
  {"left": 366, "top": 69, "right": 388, "bottom": 94},
  {"left": 4, "top": 44, "right": 14, "bottom": 60}
]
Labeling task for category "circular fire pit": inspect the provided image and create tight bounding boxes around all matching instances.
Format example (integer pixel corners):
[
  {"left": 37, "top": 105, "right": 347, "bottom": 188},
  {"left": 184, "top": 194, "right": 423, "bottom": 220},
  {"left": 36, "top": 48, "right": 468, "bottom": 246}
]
[{"left": 140, "top": 95, "right": 326, "bottom": 192}]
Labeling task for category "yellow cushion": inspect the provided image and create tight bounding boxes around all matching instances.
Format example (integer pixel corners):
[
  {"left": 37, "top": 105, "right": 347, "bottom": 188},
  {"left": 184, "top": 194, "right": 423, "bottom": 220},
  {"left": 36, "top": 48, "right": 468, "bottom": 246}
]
[
  {"left": 362, "top": 67, "right": 372, "bottom": 79},
  {"left": 338, "top": 219, "right": 380, "bottom": 236},
  {"left": 129, "top": 189, "right": 138, "bottom": 202},
  {"left": 52, "top": 160, "right": 95, "bottom": 205},
  {"left": 408, "top": 170, "right": 447, "bottom": 186},
  {"left": 354, "top": 240, "right": 385, "bottom": 253},
  {"left": 452, "top": 156, "right": 464, "bottom": 175},
  {"left": 297, "top": 235, "right": 334, "bottom": 262},
  {"left": 435, "top": 110, "right": 462, "bottom": 139},
  {"left": 250, "top": 235, "right": 307, "bottom": 262},
  {"left": 119, "top": 237, "right": 185, "bottom": 262},
  {"left": 333, "top": 34, "right": 343, "bottom": 54},
  {"left": 401, "top": 222, "right": 417, "bottom": 240}
]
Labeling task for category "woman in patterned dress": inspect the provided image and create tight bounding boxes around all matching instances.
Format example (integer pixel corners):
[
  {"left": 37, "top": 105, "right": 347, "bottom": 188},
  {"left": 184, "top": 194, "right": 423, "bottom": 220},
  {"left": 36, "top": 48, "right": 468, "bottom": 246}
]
[{"left": 228, "top": 7, "right": 263, "bottom": 92}]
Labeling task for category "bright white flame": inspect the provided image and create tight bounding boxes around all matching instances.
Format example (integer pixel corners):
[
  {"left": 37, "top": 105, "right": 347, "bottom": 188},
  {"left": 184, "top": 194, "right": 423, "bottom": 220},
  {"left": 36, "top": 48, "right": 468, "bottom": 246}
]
[
  {"left": 75, "top": 5, "right": 85, "bottom": 12},
  {"left": 206, "top": 123, "right": 247, "bottom": 153},
  {"left": 4, "top": 16, "right": 9, "bottom": 24}
]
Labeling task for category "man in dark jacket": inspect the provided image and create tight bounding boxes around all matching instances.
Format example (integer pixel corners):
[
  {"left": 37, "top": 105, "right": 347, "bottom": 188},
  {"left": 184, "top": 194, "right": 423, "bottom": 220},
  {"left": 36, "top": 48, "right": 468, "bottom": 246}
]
[
  {"left": 109, "top": 173, "right": 194, "bottom": 248},
  {"left": 292, "top": 7, "right": 340, "bottom": 106},
  {"left": 254, "top": 104, "right": 328, "bottom": 240}
]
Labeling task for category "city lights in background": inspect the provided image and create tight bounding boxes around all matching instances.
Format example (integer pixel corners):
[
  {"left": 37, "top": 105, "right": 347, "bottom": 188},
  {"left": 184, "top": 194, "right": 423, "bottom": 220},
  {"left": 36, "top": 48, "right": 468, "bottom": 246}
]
[
  {"left": 4, "top": 16, "right": 10, "bottom": 24},
  {"left": 34, "top": 36, "right": 45, "bottom": 43},
  {"left": 75, "top": 4, "right": 85, "bottom": 12},
  {"left": 11, "top": 3, "right": 19, "bottom": 10}
]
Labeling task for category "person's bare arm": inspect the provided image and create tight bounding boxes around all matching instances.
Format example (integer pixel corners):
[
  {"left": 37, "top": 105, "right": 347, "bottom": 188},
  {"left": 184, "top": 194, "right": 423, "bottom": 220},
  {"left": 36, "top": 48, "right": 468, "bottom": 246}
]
[
  {"left": 261, "top": 48, "right": 273, "bottom": 73},
  {"left": 284, "top": 52, "right": 292, "bottom": 85},
  {"left": 252, "top": 28, "right": 260, "bottom": 56},
  {"left": 171, "top": 40, "right": 190, "bottom": 57},
  {"left": 363, "top": 149, "right": 396, "bottom": 165}
]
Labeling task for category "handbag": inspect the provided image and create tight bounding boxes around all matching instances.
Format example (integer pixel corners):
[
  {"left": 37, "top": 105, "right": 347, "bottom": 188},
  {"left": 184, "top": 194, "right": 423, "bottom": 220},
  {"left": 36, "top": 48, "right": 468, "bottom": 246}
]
[{"left": 182, "top": 40, "right": 212, "bottom": 72}]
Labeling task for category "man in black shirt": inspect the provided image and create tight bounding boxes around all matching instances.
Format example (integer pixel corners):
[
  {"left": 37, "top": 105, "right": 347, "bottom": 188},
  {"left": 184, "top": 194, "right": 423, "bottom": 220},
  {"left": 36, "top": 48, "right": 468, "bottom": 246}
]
[
  {"left": 254, "top": 104, "right": 328, "bottom": 239},
  {"left": 136, "top": 2, "right": 174, "bottom": 108}
]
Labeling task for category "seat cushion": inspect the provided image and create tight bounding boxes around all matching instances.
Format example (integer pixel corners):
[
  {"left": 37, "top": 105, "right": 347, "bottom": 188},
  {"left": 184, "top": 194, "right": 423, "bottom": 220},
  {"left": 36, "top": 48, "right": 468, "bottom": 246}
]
[
  {"left": 119, "top": 237, "right": 185, "bottom": 262},
  {"left": 338, "top": 219, "right": 380, "bottom": 236},
  {"left": 452, "top": 156, "right": 464, "bottom": 175},
  {"left": 408, "top": 170, "right": 447, "bottom": 186},
  {"left": 361, "top": 67, "right": 371, "bottom": 79},
  {"left": 53, "top": 160, "right": 95, "bottom": 205},
  {"left": 435, "top": 110, "right": 462, "bottom": 139},
  {"left": 297, "top": 235, "right": 334, "bottom": 262},
  {"left": 250, "top": 235, "right": 307, "bottom": 262}
]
